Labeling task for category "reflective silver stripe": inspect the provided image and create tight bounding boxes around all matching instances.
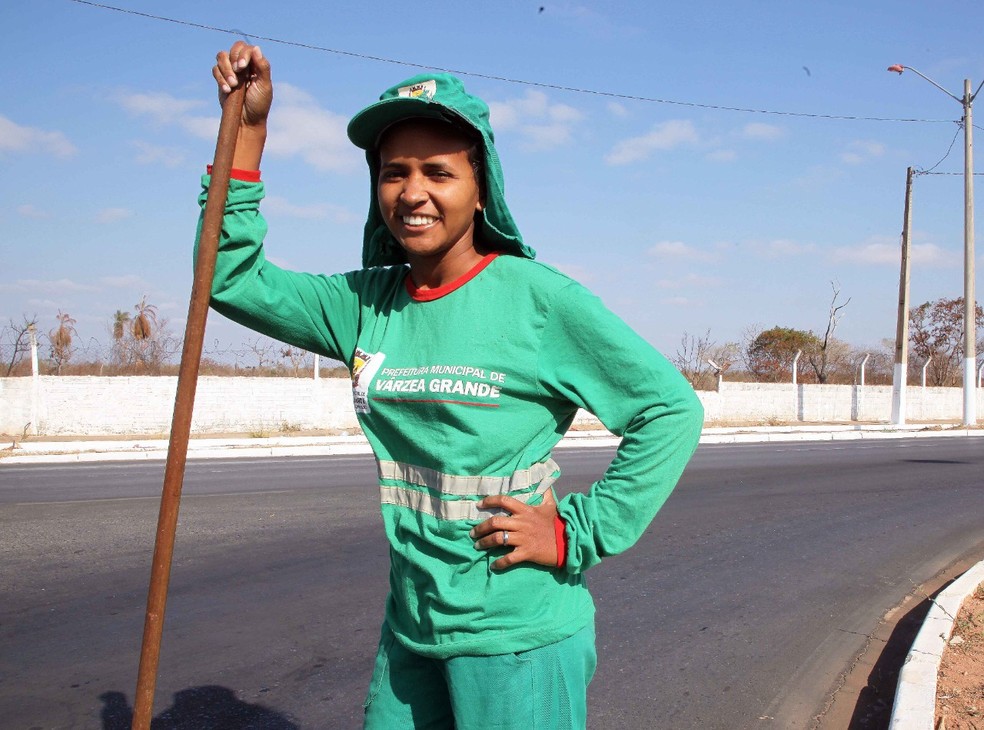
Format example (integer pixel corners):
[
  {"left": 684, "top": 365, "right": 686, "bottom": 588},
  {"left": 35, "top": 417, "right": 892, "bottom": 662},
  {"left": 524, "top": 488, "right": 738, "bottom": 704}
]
[
  {"left": 377, "top": 458, "right": 560, "bottom": 497},
  {"left": 380, "top": 473, "right": 557, "bottom": 521}
]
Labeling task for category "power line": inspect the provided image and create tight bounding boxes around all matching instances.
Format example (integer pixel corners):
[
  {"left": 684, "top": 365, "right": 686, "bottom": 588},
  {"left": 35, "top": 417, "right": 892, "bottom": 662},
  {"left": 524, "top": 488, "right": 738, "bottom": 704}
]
[
  {"left": 68, "top": 0, "right": 956, "bottom": 125},
  {"left": 913, "top": 122, "right": 963, "bottom": 175}
]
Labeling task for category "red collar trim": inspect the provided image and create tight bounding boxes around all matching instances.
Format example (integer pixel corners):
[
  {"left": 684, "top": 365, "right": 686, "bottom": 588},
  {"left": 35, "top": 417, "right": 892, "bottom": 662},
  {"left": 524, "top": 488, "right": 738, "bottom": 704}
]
[{"left": 405, "top": 253, "right": 499, "bottom": 302}]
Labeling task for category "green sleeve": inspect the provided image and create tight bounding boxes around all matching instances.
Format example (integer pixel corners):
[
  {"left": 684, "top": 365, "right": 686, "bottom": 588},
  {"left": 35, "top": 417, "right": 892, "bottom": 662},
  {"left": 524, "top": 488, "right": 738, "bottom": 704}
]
[
  {"left": 195, "top": 175, "right": 362, "bottom": 363},
  {"left": 537, "top": 282, "right": 703, "bottom": 574}
]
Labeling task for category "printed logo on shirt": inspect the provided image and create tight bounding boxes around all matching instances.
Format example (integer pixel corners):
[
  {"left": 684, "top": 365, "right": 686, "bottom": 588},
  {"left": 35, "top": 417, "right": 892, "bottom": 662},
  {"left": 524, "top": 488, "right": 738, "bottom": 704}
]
[
  {"left": 352, "top": 348, "right": 386, "bottom": 414},
  {"left": 372, "top": 363, "right": 507, "bottom": 408}
]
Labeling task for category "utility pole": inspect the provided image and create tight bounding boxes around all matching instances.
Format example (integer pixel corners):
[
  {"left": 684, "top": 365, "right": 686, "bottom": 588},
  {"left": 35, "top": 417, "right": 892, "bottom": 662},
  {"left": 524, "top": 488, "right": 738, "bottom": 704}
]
[
  {"left": 960, "top": 79, "right": 976, "bottom": 425},
  {"left": 888, "top": 65, "right": 979, "bottom": 424},
  {"left": 891, "top": 167, "right": 914, "bottom": 425}
]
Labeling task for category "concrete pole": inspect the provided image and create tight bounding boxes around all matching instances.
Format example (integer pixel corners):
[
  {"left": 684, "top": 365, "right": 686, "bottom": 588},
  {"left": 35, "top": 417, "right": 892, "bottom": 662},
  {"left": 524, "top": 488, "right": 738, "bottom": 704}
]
[
  {"left": 891, "top": 167, "right": 914, "bottom": 425},
  {"left": 29, "top": 323, "right": 39, "bottom": 436},
  {"left": 790, "top": 350, "right": 802, "bottom": 421},
  {"left": 29, "top": 323, "right": 39, "bottom": 378},
  {"left": 961, "top": 79, "right": 977, "bottom": 425},
  {"left": 313, "top": 353, "right": 320, "bottom": 380}
]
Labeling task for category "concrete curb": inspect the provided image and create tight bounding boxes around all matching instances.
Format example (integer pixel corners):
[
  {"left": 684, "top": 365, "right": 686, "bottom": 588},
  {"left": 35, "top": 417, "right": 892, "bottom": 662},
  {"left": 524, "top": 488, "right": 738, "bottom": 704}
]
[
  {"left": 889, "top": 561, "right": 984, "bottom": 729},
  {"left": 0, "top": 423, "right": 980, "bottom": 465}
]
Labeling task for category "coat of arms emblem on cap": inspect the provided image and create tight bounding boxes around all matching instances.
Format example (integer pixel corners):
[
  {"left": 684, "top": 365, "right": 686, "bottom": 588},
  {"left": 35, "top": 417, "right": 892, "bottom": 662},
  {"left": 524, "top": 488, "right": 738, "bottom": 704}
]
[{"left": 397, "top": 80, "right": 437, "bottom": 101}]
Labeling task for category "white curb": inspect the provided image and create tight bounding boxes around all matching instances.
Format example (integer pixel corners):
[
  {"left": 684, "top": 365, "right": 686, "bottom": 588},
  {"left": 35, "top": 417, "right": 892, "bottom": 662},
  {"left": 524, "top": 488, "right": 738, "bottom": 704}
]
[{"left": 889, "top": 561, "right": 984, "bottom": 729}]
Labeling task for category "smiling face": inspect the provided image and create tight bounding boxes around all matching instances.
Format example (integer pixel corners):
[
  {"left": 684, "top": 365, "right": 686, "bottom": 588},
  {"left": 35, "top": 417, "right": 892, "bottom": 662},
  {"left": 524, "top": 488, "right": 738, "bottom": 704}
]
[{"left": 377, "top": 119, "right": 485, "bottom": 285}]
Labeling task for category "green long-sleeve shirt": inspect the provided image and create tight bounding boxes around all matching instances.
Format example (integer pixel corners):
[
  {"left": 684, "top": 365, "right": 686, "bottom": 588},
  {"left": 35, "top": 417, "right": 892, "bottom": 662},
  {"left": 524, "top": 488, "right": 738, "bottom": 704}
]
[{"left": 198, "top": 176, "right": 703, "bottom": 658}]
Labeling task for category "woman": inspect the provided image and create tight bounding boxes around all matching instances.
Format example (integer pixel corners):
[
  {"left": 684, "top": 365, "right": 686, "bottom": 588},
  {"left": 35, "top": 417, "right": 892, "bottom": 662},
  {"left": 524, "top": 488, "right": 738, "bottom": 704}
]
[{"left": 205, "top": 42, "right": 703, "bottom": 729}]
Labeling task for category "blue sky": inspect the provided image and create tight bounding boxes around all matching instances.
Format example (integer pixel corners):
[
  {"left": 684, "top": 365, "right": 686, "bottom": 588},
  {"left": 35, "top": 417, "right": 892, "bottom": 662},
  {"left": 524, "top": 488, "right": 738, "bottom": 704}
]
[{"left": 2, "top": 0, "right": 983, "bottom": 364}]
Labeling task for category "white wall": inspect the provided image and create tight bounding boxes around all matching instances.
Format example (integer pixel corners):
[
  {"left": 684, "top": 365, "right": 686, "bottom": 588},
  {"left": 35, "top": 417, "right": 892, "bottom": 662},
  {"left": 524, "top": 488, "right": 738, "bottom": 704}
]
[
  {"left": 1, "top": 376, "right": 981, "bottom": 437},
  {"left": 0, "top": 376, "right": 355, "bottom": 437}
]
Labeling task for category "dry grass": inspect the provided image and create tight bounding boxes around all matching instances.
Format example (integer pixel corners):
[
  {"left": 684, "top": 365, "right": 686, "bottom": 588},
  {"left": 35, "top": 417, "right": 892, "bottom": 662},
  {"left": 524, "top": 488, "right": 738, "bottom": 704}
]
[{"left": 936, "top": 585, "right": 984, "bottom": 729}]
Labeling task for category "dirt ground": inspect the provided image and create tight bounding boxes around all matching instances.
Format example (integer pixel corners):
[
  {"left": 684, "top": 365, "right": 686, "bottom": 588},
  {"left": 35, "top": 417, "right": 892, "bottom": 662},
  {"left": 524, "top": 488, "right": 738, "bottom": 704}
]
[{"left": 937, "top": 584, "right": 984, "bottom": 729}]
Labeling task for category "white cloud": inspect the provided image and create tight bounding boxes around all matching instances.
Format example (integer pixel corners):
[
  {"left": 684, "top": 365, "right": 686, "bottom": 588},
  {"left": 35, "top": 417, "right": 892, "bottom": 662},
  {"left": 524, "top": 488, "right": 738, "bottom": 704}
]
[
  {"left": 0, "top": 115, "right": 77, "bottom": 158},
  {"left": 100, "top": 275, "right": 149, "bottom": 289},
  {"left": 26, "top": 298, "right": 62, "bottom": 311},
  {"left": 118, "top": 91, "right": 202, "bottom": 119},
  {"left": 266, "top": 83, "right": 360, "bottom": 171},
  {"left": 130, "top": 140, "right": 187, "bottom": 168},
  {"left": 0, "top": 278, "right": 100, "bottom": 294},
  {"left": 605, "top": 120, "right": 698, "bottom": 165},
  {"left": 656, "top": 273, "right": 722, "bottom": 289},
  {"left": 607, "top": 102, "right": 629, "bottom": 118},
  {"left": 742, "top": 122, "right": 785, "bottom": 140},
  {"left": 840, "top": 139, "right": 886, "bottom": 165},
  {"left": 488, "top": 90, "right": 584, "bottom": 150},
  {"left": 544, "top": 3, "right": 642, "bottom": 39},
  {"left": 832, "top": 237, "right": 955, "bottom": 266},
  {"left": 96, "top": 208, "right": 133, "bottom": 224},
  {"left": 661, "top": 296, "right": 695, "bottom": 306},
  {"left": 116, "top": 91, "right": 217, "bottom": 140},
  {"left": 264, "top": 195, "right": 357, "bottom": 223},
  {"left": 706, "top": 149, "right": 737, "bottom": 162},
  {"left": 551, "top": 262, "right": 595, "bottom": 283},
  {"left": 116, "top": 84, "right": 358, "bottom": 172},
  {"left": 17, "top": 204, "right": 50, "bottom": 219},
  {"left": 793, "top": 164, "right": 844, "bottom": 189},
  {"left": 749, "top": 239, "right": 817, "bottom": 258},
  {"left": 647, "top": 240, "right": 716, "bottom": 262}
]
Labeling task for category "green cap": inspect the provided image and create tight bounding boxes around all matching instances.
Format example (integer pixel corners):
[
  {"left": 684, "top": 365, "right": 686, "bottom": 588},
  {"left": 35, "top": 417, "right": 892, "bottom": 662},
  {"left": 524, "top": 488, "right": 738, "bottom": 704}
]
[{"left": 346, "top": 72, "right": 534, "bottom": 268}]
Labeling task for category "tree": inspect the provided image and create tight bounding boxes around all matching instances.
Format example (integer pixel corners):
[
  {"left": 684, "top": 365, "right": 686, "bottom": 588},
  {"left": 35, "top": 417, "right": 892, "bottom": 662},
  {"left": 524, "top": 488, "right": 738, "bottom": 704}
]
[
  {"left": 108, "top": 301, "right": 178, "bottom": 374},
  {"left": 672, "top": 330, "right": 739, "bottom": 390},
  {"left": 280, "top": 345, "right": 311, "bottom": 377},
  {"left": 49, "top": 310, "right": 77, "bottom": 374},
  {"left": 244, "top": 336, "right": 277, "bottom": 372},
  {"left": 112, "top": 310, "right": 131, "bottom": 341},
  {"left": 746, "top": 326, "right": 819, "bottom": 382},
  {"left": 806, "top": 282, "right": 851, "bottom": 384},
  {"left": 909, "top": 297, "right": 984, "bottom": 386},
  {"left": 3, "top": 315, "right": 39, "bottom": 376},
  {"left": 132, "top": 296, "right": 158, "bottom": 341}
]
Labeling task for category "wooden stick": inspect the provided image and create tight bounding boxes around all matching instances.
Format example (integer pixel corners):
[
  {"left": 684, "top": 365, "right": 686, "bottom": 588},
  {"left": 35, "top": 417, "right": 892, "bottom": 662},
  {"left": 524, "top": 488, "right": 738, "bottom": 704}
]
[{"left": 131, "top": 79, "right": 246, "bottom": 730}]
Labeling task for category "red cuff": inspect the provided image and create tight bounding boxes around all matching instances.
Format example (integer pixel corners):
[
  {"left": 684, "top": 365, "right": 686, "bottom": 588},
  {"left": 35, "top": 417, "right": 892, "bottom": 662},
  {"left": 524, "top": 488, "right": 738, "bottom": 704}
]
[
  {"left": 206, "top": 165, "right": 261, "bottom": 182},
  {"left": 554, "top": 515, "right": 568, "bottom": 569}
]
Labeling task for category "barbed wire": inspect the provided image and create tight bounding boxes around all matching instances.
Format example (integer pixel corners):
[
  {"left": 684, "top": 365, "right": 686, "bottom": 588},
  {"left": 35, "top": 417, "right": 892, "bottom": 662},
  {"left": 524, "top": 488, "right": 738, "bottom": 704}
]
[{"left": 67, "top": 0, "right": 955, "bottom": 125}]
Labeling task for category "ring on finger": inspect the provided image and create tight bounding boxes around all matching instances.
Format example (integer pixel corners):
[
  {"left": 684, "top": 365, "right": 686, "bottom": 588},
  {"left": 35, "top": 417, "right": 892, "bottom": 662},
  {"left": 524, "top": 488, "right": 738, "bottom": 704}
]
[{"left": 502, "top": 530, "right": 509, "bottom": 546}]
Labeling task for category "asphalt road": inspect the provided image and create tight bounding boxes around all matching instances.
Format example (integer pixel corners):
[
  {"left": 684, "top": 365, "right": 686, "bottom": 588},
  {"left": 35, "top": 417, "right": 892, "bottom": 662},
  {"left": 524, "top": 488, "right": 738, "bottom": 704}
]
[{"left": 2, "top": 437, "right": 983, "bottom": 729}]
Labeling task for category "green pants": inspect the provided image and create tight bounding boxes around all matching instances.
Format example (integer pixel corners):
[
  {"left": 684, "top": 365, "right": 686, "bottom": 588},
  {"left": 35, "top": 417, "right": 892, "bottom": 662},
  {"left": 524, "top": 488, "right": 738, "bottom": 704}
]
[{"left": 363, "top": 622, "right": 596, "bottom": 729}]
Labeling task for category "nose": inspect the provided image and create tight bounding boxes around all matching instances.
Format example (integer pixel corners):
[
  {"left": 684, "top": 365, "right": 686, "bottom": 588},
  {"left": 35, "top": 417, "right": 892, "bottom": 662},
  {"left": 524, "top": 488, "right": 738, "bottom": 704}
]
[{"left": 399, "top": 173, "right": 427, "bottom": 206}]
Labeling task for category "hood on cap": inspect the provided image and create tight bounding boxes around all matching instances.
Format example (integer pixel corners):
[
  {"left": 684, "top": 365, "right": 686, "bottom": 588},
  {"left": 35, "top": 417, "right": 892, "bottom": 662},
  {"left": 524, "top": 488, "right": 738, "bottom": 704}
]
[{"left": 346, "top": 72, "right": 534, "bottom": 268}]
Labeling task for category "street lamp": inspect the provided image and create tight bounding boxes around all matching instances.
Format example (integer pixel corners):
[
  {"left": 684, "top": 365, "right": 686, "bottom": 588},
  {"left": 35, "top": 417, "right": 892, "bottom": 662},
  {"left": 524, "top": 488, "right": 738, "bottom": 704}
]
[{"left": 888, "top": 64, "right": 982, "bottom": 425}]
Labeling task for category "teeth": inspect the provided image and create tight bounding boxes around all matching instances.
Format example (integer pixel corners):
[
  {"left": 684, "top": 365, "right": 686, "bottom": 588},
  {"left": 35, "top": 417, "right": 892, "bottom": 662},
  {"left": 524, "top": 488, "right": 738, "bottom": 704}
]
[{"left": 403, "top": 215, "right": 438, "bottom": 226}]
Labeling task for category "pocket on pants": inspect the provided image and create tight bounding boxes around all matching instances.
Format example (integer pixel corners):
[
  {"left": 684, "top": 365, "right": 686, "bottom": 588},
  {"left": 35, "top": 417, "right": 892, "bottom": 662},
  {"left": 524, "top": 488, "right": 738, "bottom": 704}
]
[{"left": 446, "top": 650, "right": 535, "bottom": 728}]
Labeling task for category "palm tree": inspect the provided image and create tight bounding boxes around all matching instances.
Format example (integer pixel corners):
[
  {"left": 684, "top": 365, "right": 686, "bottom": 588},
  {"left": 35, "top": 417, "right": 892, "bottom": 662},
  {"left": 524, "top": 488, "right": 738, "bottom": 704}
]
[
  {"left": 49, "top": 310, "right": 77, "bottom": 374},
  {"left": 132, "top": 296, "right": 158, "bottom": 341},
  {"left": 112, "top": 309, "right": 131, "bottom": 341}
]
